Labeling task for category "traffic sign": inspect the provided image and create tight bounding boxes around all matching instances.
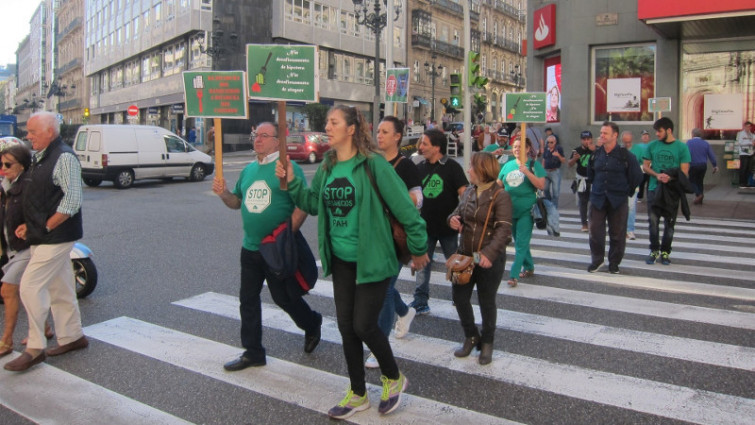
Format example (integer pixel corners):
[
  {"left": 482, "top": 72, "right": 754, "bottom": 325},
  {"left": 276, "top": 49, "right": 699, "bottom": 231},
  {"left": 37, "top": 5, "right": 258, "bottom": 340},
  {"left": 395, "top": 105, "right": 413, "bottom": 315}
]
[{"left": 127, "top": 105, "right": 139, "bottom": 116}]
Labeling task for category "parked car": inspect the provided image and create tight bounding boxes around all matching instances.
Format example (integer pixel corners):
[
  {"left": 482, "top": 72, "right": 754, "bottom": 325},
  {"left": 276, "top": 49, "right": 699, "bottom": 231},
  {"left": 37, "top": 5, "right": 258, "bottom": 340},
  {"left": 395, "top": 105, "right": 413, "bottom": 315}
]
[
  {"left": 286, "top": 132, "right": 330, "bottom": 163},
  {"left": 73, "top": 125, "right": 214, "bottom": 189}
]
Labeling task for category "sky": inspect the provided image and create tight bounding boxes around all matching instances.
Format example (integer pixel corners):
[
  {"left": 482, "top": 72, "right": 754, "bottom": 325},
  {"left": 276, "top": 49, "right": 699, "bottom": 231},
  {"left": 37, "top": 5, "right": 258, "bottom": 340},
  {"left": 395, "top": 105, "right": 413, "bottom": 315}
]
[{"left": 0, "top": 1, "right": 43, "bottom": 66}]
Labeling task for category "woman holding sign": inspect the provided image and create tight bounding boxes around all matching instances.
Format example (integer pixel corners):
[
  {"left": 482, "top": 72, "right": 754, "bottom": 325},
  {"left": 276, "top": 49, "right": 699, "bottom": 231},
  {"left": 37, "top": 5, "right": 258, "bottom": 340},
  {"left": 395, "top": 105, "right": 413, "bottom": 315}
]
[{"left": 277, "top": 105, "right": 429, "bottom": 419}]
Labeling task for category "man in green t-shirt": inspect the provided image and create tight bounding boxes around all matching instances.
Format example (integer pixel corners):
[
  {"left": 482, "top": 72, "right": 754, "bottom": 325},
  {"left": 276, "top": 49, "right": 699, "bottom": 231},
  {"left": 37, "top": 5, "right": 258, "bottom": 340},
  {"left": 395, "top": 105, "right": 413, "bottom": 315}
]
[
  {"left": 641, "top": 117, "right": 691, "bottom": 265},
  {"left": 212, "top": 122, "right": 322, "bottom": 371},
  {"left": 622, "top": 130, "right": 646, "bottom": 240}
]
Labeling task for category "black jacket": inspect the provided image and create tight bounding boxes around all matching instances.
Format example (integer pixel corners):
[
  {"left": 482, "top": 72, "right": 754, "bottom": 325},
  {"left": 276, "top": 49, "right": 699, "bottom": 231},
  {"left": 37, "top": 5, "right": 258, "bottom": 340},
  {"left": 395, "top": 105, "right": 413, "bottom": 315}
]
[
  {"left": 652, "top": 168, "right": 694, "bottom": 220},
  {"left": 0, "top": 172, "right": 31, "bottom": 253}
]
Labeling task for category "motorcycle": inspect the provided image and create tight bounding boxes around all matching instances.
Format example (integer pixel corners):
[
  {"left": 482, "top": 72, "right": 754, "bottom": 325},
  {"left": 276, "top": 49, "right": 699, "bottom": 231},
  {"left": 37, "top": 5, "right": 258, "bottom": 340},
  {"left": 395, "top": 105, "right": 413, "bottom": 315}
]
[{"left": 0, "top": 242, "right": 98, "bottom": 302}]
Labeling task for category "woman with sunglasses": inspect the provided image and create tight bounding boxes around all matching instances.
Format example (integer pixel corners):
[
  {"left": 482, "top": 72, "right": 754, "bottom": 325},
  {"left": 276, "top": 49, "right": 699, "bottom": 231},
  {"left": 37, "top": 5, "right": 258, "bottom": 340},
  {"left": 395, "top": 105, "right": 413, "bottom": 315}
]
[
  {"left": 0, "top": 144, "right": 53, "bottom": 356},
  {"left": 277, "top": 105, "right": 429, "bottom": 419}
]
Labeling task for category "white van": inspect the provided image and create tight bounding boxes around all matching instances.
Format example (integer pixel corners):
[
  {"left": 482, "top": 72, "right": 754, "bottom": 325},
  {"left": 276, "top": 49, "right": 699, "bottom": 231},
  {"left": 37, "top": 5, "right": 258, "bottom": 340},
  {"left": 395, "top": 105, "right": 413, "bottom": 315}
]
[{"left": 73, "top": 125, "right": 214, "bottom": 189}]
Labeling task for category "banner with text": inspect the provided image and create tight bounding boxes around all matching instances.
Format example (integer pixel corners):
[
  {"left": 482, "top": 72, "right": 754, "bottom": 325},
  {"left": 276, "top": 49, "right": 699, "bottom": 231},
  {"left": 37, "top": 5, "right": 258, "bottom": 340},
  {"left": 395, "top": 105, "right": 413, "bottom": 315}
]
[
  {"left": 182, "top": 71, "right": 248, "bottom": 118},
  {"left": 385, "top": 68, "right": 410, "bottom": 103},
  {"left": 503, "top": 93, "right": 547, "bottom": 123},
  {"left": 247, "top": 44, "right": 319, "bottom": 102}
]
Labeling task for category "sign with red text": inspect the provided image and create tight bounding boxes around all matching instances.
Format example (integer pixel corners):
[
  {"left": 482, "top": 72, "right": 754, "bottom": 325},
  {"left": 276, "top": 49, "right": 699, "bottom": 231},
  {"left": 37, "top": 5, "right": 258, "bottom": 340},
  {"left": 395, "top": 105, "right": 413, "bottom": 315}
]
[
  {"left": 182, "top": 71, "right": 248, "bottom": 118},
  {"left": 533, "top": 4, "right": 556, "bottom": 50},
  {"left": 247, "top": 44, "right": 319, "bottom": 102}
]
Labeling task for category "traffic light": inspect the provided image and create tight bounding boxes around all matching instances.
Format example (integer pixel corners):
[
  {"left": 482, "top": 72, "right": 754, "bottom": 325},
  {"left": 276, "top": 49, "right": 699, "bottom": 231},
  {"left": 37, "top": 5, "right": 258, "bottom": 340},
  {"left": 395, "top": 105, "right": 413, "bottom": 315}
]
[
  {"left": 449, "top": 73, "right": 463, "bottom": 109},
  {"left": 83, "top": 107, "right": 90, "bottom": 118},
  {"left": 467, "top": 51, "right": 489, "bottom": 88}
]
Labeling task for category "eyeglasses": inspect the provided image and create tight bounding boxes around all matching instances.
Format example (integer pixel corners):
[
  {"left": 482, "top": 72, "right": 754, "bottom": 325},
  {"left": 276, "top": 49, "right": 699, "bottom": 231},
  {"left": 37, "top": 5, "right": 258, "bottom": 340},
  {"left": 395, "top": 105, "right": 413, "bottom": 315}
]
[
  {"left": 256, "top": 133, "right": 277, "bottom": 139},
  {"left": 2, "top": 161, "right": 17, "bottom": 169}
]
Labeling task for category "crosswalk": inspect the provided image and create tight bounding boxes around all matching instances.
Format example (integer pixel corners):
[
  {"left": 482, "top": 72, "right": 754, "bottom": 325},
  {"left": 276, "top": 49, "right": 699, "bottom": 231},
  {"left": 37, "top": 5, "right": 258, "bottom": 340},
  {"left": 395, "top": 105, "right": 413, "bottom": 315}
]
[{"left": 0, "top": 209, "right": 753, "bottom": 424}]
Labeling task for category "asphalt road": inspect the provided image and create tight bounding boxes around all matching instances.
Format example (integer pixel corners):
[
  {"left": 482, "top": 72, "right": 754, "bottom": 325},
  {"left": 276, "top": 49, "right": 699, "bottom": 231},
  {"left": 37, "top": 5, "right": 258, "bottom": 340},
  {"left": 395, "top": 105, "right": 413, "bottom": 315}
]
[{"left": 0, "top": 158, "right": 753, "bottom": 425}]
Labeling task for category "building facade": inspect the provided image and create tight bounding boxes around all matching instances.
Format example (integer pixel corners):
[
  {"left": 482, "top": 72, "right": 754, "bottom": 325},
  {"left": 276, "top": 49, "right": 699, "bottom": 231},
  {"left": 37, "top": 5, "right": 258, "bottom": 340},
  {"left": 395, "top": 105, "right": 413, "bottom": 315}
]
[
  {"left": 408, "top": 0, "right": 527, "bottom": 126},
  {"left": 526, "top": 0, "right": 755, "bottom": 175},
  {"left": 14, "top": 2, "right": 50, "bottom": 126},
  {"left": 51, "top": 0, "right": 88, "bottom": 125}
]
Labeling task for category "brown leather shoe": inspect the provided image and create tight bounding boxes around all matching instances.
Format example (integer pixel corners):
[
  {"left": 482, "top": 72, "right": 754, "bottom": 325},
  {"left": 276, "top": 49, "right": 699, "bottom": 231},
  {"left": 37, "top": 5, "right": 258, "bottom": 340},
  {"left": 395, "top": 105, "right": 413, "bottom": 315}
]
[
  {"left": 46, "top": 336, "right": 89, "bottom": 357},
  {"left": 4, "top": 351, "right": 46, "bottom": 371}
]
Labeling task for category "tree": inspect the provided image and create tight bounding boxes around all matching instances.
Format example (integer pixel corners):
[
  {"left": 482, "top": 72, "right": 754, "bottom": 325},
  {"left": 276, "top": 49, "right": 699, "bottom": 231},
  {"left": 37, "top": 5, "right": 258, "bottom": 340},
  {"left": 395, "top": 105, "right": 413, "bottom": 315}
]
[{"left": 303, "top": 104, "right": 329, "bottom": 132}]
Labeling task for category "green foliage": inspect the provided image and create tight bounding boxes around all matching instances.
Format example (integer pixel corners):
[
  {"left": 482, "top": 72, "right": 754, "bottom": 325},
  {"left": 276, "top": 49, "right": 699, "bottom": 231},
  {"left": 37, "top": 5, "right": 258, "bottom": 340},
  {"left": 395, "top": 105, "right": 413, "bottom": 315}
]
[{"left": 303, "top": 103, "right": 329, "bottom": 132}]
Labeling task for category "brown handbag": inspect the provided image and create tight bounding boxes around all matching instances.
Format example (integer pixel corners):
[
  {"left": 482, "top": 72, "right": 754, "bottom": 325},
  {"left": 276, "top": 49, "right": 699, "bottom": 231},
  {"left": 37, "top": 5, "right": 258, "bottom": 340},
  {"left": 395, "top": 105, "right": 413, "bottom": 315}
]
[{"left": 445, "top": 188, "right": 500, "bottom": 285}]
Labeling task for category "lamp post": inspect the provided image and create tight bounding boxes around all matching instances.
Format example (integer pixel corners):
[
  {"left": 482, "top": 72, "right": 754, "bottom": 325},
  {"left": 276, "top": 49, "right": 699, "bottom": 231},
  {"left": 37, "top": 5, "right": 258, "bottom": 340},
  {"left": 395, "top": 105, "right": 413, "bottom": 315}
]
[
  {"left": 47, "top": 79, "right": 76, "bottom": 113},
  {"left": 198, "top": 16, "right": 239, "bottom": 66},
  {"left": 424, "top": 54, "right": 444, "bottom": 123},
  {"left": 510, "top": 64, "right": 522, "bottom": 91},
  {"left": 352, "top": 0, "right": 401, "bottom": 137}
]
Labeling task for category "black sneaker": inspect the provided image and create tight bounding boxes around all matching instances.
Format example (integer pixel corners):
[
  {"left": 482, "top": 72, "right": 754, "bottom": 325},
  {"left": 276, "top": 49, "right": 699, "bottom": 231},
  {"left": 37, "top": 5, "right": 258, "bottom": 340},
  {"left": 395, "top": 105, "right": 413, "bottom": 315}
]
[
  {"left": 304, "top": 313, "right": 322, "bottom": 353},
  {"left": 587, "top": 261, "right": 603, "bottom": 273},
  {"left": 645, "top": 250, "right": 659, "bottom": 264},
  {"left": 609, "top": 264, "right": 620, "bottom": 274}
]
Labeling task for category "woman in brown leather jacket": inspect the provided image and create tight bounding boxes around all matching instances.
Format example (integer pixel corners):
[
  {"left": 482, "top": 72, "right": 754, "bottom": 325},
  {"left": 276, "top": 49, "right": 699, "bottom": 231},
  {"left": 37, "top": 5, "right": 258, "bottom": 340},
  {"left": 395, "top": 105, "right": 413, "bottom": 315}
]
[{"left": 447, "top": 152, "right": 512, "bottom": 365}]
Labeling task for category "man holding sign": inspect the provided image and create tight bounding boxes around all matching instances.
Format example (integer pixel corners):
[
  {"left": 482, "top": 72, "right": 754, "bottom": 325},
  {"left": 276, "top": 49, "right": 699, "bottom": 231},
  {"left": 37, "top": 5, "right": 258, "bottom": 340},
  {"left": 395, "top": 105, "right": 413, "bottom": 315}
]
[{"left": 212, "top": 122, "right": 323, "bottom": 371}]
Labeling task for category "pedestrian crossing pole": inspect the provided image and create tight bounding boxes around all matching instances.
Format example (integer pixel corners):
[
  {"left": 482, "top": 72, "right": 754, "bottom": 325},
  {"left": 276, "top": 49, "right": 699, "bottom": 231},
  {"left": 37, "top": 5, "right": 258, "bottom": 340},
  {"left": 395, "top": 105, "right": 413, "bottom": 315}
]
[{"left": 213, "top": 118, "right": 223, "bottom": 180}]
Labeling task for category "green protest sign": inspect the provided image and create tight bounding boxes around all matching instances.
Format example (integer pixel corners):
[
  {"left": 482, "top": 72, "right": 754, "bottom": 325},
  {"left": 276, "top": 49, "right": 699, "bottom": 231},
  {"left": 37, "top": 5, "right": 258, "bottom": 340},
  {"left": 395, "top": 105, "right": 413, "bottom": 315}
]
[
  {"left": 503, "top": 93, "right": 547, "bottom": 123},
  {"left": 247, "top": 44, "right": 319, "bottom": 102},
  {"left": 182, "top": 71, "right": 248, "bottom": 118},
  {"left": 385, "top": 68, "right": 410, "bottom": 103}
]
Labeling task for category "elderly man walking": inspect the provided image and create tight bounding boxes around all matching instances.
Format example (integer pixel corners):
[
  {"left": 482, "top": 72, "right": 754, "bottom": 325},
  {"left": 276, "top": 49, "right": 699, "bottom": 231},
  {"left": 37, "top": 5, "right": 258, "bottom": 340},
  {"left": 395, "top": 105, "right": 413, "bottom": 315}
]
[
  {"left": 686, "top": 128, "right": 718, "bottom": 204},
  {"left": 5, "top": 112, "right": 87, "bottom": 372}
]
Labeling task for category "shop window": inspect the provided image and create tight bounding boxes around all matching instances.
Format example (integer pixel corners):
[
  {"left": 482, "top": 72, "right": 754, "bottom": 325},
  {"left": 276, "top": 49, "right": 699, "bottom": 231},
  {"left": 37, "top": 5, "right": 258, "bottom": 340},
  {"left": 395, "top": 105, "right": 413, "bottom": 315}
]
[{"left": 591, "top": 43, "right": 656, "bottom": 123}]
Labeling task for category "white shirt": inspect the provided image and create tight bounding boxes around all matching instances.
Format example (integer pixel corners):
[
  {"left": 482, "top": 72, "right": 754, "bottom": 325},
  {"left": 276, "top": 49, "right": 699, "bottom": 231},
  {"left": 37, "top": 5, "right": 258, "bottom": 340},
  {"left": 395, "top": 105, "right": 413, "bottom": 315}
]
[{"left": 736, "top": 129, "right": 754, "bottom": 156}]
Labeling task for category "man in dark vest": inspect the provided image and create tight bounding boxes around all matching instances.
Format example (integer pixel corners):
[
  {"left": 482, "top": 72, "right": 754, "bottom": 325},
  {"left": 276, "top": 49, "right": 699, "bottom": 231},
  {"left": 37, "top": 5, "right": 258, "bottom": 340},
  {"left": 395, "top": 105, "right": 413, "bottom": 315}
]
[{"left": 4, "top": 112, "right": 87, "bottom": 372}]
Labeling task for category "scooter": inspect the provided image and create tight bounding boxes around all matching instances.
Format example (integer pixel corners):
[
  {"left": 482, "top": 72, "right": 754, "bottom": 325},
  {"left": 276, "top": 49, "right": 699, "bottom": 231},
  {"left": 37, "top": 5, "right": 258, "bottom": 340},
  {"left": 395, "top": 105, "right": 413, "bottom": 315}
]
[{"left": 0, "top": 242, "right": 98, "bottom": 302}]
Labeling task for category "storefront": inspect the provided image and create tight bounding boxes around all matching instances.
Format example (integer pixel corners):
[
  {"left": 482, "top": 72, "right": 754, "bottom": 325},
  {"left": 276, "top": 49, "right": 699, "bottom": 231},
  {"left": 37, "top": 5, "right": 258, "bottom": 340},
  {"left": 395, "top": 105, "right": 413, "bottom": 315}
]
[{"left": 526, "top": 1, "right": 755, "bottom": 183}]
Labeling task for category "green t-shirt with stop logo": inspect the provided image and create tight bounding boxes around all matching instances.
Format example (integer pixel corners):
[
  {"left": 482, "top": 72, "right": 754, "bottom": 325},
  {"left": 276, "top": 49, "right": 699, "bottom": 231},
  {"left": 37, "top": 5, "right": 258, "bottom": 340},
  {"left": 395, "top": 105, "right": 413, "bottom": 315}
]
[
  {"left": 232, "top": 158, "right": 305, "bottom": 251},
  {"left": 323, "top": 156, "right": 360, "bottom": 262},
  {"left": 643, "top": 139, "right": 691, "bottom": 191}
]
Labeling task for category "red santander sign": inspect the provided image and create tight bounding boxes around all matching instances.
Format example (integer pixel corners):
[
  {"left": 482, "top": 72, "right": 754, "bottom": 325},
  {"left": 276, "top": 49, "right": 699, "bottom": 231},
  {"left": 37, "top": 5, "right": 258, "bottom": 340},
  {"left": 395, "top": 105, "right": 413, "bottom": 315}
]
[
  {"left": 127, "top": 105, "right": 139, "bottom": 116},
  {"left": 533, "top": 4, "right": 556, "bottom": 50}
]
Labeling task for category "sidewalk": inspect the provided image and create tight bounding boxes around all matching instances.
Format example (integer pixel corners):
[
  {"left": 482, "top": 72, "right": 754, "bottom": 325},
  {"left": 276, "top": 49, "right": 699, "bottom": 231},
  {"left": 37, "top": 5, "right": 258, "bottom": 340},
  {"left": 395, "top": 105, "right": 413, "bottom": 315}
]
[{"left": 221, "top": 150, "right": 755, "bottom": 221}]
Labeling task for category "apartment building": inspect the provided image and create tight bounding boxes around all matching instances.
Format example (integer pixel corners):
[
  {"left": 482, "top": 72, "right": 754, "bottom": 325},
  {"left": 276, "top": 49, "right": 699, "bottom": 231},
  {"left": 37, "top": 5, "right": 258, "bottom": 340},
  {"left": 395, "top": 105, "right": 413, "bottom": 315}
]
[
  {"left": 14, "top": 2, "right": 50, "bottom": 126},
  {"left": 51, "top": 0, "right": 88, "bottom": 125},
  {"left": 408, "top": 0, "right": 526, "bottom": 125}
]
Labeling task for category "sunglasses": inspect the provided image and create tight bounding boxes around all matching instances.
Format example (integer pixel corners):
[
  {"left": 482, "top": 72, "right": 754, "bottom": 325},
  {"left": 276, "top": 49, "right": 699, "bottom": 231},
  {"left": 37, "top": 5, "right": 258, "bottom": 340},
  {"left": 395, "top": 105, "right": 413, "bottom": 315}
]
[{"left": 2, "top": 161, "right": 17, "bottom": 169}]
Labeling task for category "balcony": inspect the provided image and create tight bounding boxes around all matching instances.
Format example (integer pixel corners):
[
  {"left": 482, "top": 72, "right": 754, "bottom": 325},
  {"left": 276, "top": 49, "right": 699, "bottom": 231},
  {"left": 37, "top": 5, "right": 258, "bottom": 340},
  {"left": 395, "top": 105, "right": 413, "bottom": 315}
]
[
  {"left": 57, "top": 58, "right": 82, "bottom": 75},
  {"left": 57, "top": 17, "right": 82, "bottom": 41},
  {"left": 59, "top": 98, "right": 82, "bottom": 111},
  {"left": 411, "top": 33, "right": 464, "bottom": 59},
  {"left": 482, "top": 0, "right": 525, "bottom": 22}
]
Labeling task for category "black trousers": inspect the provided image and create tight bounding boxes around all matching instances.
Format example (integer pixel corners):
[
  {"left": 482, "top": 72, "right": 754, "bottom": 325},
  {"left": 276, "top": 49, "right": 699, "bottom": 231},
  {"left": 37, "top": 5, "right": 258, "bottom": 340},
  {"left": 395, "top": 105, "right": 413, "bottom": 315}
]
[
  {"left": 688, "top": 164, "right": 707, "bottom": 196},
  {"left": 331, "top": 256, "right": 398, "bottom": 396},
  {"left": 452, "top": 253, "right": 505, "bottom": 344},
  {"left": 239, "top": 248, "right": 321, "bottom": 361},
  {"left": 589, "top": 201, "right": 629, "bottom": 267},
  {"left": 740, "top": 154, "right": 753, "bottom": 186}
]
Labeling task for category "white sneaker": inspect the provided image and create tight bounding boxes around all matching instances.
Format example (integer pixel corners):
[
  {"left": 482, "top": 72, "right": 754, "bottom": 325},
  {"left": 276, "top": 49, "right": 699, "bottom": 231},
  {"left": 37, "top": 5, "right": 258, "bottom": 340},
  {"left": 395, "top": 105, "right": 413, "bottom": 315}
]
[
  {"left": 365, "top": 352, "right": 379, "bottom": 369},
  {"left": 627, "top": 231, "right": 635, "bottom": 240},
  {"left": 394, "top": 308, "right": 416, "bottom": 339}
]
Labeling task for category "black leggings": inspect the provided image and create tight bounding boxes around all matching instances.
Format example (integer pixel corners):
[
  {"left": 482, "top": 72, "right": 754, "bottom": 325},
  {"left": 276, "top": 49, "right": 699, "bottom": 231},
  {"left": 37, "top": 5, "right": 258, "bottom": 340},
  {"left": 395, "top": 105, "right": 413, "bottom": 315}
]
[{"left": 331, "top": 256, "right": 398, "bottom": 396}]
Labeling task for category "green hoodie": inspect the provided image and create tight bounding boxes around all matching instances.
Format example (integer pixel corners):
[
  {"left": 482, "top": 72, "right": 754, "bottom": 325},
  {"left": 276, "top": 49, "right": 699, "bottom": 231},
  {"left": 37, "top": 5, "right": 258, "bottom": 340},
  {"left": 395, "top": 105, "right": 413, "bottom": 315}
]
[{"left": 288, "top": 152, "right": 428, "bottom": 284}]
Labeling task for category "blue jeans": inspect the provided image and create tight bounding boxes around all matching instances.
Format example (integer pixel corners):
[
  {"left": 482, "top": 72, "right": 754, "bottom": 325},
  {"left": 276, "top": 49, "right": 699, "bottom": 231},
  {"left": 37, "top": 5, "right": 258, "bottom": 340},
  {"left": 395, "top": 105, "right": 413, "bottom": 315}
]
[
  {"left": 377, "top": 265, "right": 409, "bottom": 337},
  {"left": 627, "top": 188, "right": 638, "bottom": 232},
  {"left": 413, "top": 233, "right": 458, "bottom": 307},
  {"left": 545, "top": 169, "right": 562, "bottom": 208},
  {"left": 239, "top": 248, "right": 321, "bottom": 362}
]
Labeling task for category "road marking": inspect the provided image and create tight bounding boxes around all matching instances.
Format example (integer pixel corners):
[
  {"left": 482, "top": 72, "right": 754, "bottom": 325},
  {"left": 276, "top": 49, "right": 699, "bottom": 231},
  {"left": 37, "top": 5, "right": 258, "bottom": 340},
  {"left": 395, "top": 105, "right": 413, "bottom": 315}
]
[
  {"left": 557, "top": 210, "right": 755, "bottom": 229},
  {"left": 173, "top": 292, "right": 755, "bottom": 424},
  {"left": 395, "top": 266, "right": 755, "bottom": 329},
  {"left": 85, "top": 317, "right": 517, "bottom": 425},
  {"left": 0, "top": 353, "right": 194, "bottom": 425}
]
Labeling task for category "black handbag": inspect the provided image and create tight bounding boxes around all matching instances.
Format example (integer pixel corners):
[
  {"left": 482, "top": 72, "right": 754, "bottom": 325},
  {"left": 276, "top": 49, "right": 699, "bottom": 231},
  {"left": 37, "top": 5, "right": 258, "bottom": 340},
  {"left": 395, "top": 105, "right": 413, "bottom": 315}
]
[{"left": 363, "top": 161, "right": 412, "bottom": 264}]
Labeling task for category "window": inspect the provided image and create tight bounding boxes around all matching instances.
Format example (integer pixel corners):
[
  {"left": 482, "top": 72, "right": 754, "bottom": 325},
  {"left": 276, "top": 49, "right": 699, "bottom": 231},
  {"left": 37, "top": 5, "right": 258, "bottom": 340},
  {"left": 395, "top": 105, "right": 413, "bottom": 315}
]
[
  {"left": 591, "top": 43, "right": 656, "bottom": 123},
  {"left": 413, "top": 60, "right": 419, "bottom": 83},
  {"left": 154, "top": 3, "right": 162, "bottom": 24},
  {"left": 133, "top": 18, "right": 139, "bottom": 39}
]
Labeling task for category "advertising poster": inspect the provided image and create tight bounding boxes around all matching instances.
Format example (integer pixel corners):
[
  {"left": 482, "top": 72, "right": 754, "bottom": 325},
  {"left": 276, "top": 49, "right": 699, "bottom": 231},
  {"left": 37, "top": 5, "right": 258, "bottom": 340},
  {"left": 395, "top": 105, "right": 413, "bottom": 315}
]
[
  {"left": 246, "top": 44, "right": 319, "bottom": 102},
  {"left": 182, "top": 71, "right": 248, "bottom": 118},
  {"left": 385, "top": 68, "right": 410, "bottom": 103},
  {"left": 703, "top": 94, "right": 743, "bottom": 130},
  {"left": 607, "top": 78, "right": 642, "bottom": 113},
  {"left": 545, "top": 59, "right": 561, "bottom": 123}
]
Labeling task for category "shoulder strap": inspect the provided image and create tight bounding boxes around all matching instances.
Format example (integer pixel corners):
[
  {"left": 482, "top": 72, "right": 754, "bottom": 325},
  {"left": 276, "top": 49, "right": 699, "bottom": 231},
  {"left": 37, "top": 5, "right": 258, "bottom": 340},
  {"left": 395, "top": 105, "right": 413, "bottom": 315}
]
[
  {"left": 477, "top": 188, "right": 500, "bottom": 253},
  {"left": 363, "top": 160, "right": 390, "bottom": 214},
  {"left": 393, "top": 155, "right": 403, "bottom": 169}
]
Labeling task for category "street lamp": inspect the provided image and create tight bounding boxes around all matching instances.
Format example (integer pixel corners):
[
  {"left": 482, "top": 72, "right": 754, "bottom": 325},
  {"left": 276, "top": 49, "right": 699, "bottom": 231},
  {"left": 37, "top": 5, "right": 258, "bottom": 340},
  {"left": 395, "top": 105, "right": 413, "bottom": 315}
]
[
  {"left": 424, "top": 54, "right": 443, "bottom": 123},
  {"left": 46, "top": 79, "right": 76, "bottom": 113},
  {"left": 352, "top": 0, "right": 401, "bottom": 136},
  {"left": 198, "top": 17, "right": 239, "bottom": 64},
  {"left": 510, "top": 64, "right": 522, "bottom": 90}
]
